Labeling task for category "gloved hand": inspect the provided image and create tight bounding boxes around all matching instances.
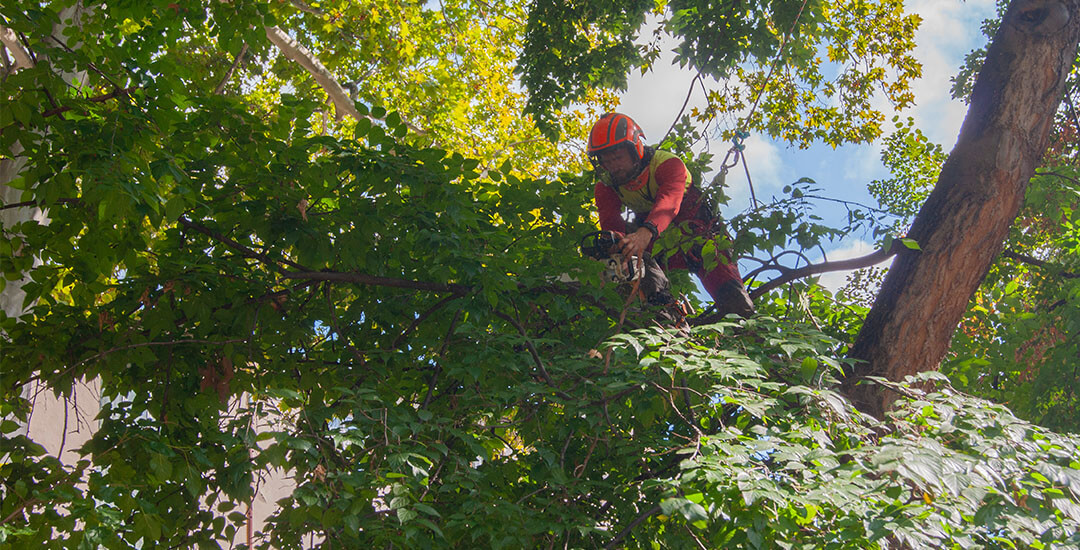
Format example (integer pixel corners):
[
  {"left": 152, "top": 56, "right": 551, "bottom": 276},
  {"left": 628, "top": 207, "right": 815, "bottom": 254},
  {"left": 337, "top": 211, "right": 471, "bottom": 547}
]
[{"left": 616, "top": 227, "right": 653, "bottom": 259}]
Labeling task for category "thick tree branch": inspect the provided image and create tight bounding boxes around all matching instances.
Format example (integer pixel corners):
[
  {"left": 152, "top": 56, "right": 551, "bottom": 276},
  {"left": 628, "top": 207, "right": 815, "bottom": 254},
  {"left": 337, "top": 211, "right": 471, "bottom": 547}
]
[
  {"left": 264, "top": 26, "right": 364, "bottom": 122},
  {"left": 283, "top": 270, "right": 469, "bottom": 294},
  {"left": 0, "top": 25, "right": 33, "bottom": 71},
  {"left": 847, "top": 0, "right": 1080, "bottom": 418},
  {"left": 749, "top": 244, "right": 899, "bottom": 299}
]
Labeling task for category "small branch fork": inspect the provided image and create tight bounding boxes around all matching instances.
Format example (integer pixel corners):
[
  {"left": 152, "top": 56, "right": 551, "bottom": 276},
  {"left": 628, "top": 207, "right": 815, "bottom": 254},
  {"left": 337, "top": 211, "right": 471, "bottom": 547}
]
[{"left": 749, "top": 242, "right": 900, "bottom": 299}]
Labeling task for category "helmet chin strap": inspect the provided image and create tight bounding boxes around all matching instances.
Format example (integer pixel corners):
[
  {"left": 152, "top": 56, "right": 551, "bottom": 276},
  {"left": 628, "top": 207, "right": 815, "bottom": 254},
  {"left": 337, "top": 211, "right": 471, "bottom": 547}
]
[{"left": 591, "top": 145, "right": 650, "bottom": 188}]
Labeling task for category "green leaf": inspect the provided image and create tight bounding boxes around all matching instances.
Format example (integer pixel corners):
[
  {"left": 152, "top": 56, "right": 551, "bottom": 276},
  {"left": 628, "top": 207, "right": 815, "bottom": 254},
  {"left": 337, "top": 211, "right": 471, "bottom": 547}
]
[
  {"left": 660, "top": 497, "right": 709, "bottom": 523},
  {"left": 900, "top": 238, "right": 921, "bottom": 250}
]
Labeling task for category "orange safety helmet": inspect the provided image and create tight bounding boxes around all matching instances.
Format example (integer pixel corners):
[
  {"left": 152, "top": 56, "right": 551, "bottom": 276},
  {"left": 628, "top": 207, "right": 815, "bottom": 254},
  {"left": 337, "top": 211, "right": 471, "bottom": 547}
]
[{"left": 587, "top": 112, "right": 646, "bottom": 165}]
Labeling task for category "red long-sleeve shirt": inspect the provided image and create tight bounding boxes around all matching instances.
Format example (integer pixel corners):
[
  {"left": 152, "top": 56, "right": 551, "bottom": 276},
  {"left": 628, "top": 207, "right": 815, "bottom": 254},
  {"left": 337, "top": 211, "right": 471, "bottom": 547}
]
[{"left": 594, "top": 154, "right": 689, "bottom": 235}]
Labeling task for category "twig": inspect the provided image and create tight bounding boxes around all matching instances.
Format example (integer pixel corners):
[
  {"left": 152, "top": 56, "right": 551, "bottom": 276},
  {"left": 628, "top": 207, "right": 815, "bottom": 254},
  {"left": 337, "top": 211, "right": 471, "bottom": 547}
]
[
  {"left": 323, "top": 283, "right": 366, "bottom": 365},
  {"left": 650, "top": 380, "right": 702, "bottom": 437},
  {"left": 48, "top": 33, "right": 124, "bottom": 92},
  {"left": 604, "top": 276, "right": 643, "bottom": 373},
  {"left": 284, "top": 270, "right": 469, "bottom": 294},
  {"left": 743, "top": 0, "right": 812, "bottom": 124},
  {"left": 743, "top": 249, "right": 816, "bottom": 282},
  {"left": 421, "top": 310, "right": 461, "bottom": 409},
  {"left": 391, "top": 293, "right": 463, "bottom": 349},
  {"left": 1, "top": 498, "right": 41, "bottom": 526},
  {"left": 573, "top": 437, "right": 598, "bottom": 479},
  {"left": 685, "top": 524, "right": 708, "bottom": 550},
  {"left": 604, "top": 504, "right": 662, "bottom": 549},
  {"left": 1036, "top": 169, "right": 1080, "bottom": 187},
  {"left": 1063, "top": 79, "right": 1080, "bottom": 141},
  {"left": 178, "top": 217, "right": 305, "bottom": 273},
  {"left": 71, "top": 338, "right": 248, "bottom": 370},
  {"left": 214, "top": 44, "right": 248, "bottom": 95},
  {"left": 1001, "top": 249, "right": 1080, "bottom": 278},
  {"left": 289, "top": 0, "right": 326, "bottom": 15},
  {"left": 0, "top": 198, "right": 80, "bottom": 211},
  {"left": 493, "top": 310, "right": 570, "bottom": 400},
  {"left": 514, "top": 484, "right": 549, "bottom": 506}
]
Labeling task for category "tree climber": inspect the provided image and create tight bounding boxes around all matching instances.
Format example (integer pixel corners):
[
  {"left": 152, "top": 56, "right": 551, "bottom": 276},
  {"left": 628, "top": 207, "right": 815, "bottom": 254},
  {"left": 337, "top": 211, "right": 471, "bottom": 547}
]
[{"left": 588, "top": 112, "right": 754, "bottom": 317}]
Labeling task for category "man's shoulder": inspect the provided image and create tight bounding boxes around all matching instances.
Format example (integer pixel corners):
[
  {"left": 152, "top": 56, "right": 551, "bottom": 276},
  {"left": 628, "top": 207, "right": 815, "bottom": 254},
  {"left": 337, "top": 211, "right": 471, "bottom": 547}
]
[{"left": 651, "top": 149, "right": 686, "bottom": 166}]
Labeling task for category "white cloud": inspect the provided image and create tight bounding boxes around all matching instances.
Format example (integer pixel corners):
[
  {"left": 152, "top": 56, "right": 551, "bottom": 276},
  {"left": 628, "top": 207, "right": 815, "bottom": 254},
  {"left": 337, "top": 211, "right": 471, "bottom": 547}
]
[
  {"left": 904, "top": 0, "right": 996, "bottom": 148},
  {"left": 814, "top": 239, "right": 894, "bottom": 293},
  {"left": 714, "top": 133, "right": 787, "bottom": 211}
]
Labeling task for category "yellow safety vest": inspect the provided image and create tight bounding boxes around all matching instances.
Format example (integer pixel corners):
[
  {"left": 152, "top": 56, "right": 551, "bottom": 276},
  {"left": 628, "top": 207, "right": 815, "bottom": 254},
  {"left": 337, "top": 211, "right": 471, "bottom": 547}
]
[{"left": 612, "top": 150, "right": 692, "bottom": 214}]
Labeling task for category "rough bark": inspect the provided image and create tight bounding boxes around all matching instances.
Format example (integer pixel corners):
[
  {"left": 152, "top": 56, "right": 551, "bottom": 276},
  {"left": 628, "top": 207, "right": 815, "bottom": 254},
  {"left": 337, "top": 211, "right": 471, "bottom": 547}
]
[{"left": 845, "top": 0, "right": 1080, "bottom": 418}]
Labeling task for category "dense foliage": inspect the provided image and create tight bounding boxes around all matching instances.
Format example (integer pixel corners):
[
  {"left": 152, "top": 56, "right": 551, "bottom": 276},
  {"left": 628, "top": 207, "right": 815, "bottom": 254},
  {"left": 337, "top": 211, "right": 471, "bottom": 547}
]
[
  {"left": 2, "top": 0, "right": 1080, "bottom": 548},
  {"left": 520, "top": 0, "right": 921, "bottom": 145}
]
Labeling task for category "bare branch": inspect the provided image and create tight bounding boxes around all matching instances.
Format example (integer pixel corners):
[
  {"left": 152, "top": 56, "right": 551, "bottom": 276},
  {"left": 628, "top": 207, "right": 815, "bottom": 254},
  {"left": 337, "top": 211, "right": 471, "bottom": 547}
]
[
  {"left": 750, "top": 244, "right": 898, "bottom": 299},
  {"left": 1001, "top": 249, "right": 1080, "bottom": 278},
  {"left": 284, "top": 270, "right": 469, "bottom": 294}
]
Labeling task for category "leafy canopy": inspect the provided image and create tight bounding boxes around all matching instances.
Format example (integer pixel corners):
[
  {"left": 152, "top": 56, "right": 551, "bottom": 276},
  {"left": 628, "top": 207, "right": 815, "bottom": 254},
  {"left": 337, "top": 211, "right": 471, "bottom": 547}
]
[{"left": 2, "top": 1, "right": 1080, "bottom": 549}]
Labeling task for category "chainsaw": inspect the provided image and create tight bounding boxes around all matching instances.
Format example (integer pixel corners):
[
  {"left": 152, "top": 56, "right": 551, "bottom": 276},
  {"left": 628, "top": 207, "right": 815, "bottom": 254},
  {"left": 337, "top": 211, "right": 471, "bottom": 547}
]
[{"left": 579, "top": 231, "right": 644, "bottom": 283}]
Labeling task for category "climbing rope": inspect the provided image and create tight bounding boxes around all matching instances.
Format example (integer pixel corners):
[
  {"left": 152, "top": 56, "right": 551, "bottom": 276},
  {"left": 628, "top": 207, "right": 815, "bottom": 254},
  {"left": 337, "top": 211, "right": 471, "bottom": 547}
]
[{"left": 713, "top": 130, "right": 759, "bottom": 207}]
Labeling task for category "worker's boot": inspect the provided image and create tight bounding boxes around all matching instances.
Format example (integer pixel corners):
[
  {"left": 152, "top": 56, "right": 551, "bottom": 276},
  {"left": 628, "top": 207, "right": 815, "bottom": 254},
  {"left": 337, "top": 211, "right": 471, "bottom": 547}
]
[{"left": 712, "top": 280, "right": 754, "bottom": 318}]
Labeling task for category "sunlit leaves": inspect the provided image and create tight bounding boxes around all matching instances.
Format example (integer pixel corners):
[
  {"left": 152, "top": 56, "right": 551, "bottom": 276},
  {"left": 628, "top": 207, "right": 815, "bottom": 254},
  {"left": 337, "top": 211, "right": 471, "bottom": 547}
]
[{"left": 522, "top": 0, "right": 922, "bottom": 147}]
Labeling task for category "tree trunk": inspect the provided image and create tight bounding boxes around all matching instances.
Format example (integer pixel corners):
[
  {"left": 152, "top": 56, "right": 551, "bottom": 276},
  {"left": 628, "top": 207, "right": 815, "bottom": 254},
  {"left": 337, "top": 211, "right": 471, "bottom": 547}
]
[{"left": 845, "top": 0, "right": 1080, "bottom": 418}]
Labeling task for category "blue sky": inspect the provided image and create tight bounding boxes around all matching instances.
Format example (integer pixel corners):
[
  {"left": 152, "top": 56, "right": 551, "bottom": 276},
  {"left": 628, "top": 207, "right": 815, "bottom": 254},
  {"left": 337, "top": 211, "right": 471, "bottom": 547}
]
[{"left": 617, "top": 0, "right": 997, "bottom": 293}]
